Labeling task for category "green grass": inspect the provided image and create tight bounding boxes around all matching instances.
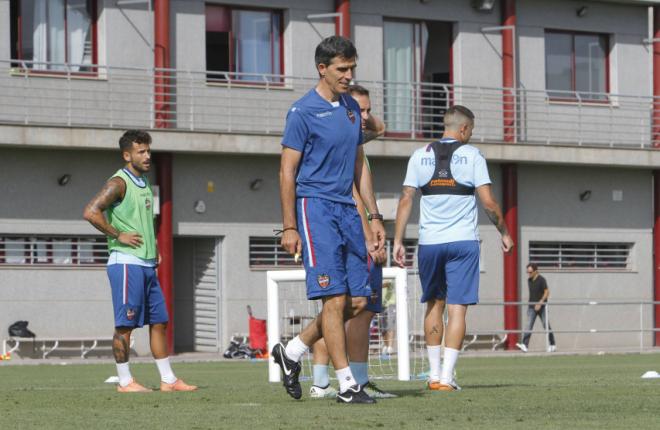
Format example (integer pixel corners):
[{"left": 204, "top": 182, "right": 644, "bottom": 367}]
[{"left": 1, "top": 354, "right": 660, "bottom": 429}]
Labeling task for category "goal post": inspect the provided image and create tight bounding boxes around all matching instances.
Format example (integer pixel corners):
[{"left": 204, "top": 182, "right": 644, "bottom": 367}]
[{"left": 267, "top": 267, "right": 410, "bottom": 383}]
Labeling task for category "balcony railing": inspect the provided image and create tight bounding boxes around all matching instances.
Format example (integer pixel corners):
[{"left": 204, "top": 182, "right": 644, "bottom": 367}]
[{"left": 1, "top": 59, "right": 657, "bottom": 149}]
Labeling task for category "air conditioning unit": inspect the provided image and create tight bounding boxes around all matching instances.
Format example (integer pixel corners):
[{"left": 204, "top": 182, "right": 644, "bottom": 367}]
[{"left": 376, "top": 193, "right": 399, "bottom": 221}]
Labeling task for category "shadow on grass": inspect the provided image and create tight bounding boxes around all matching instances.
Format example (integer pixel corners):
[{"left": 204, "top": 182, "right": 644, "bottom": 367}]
[{"left": 466, "top": 383, "right": 535, "bottom": 389}]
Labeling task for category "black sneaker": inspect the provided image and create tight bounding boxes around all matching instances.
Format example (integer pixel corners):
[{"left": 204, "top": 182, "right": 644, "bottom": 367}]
[
  {"left": 271, "top": 342, "right": 302, "bottom": 400},
  {"left": 363, "top": 381, "right": 398, "bottom": 398},
  {"left": 336, "top": 384, "right": 376, "bottom": 404}
]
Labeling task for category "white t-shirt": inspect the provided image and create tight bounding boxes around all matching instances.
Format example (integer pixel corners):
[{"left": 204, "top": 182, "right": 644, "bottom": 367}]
[{"left": 403, "top": 139, "right": 491, "bottom": 245}]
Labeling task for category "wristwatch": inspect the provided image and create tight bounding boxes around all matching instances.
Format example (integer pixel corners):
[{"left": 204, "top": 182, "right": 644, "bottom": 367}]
[{"left": 367, "top": 213, "right": 384, "bottom": 221}]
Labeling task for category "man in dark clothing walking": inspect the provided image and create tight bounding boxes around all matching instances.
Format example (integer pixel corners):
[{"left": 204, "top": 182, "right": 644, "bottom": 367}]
[{"left": 516, "top": 263, "right": 557, "bottom": 353}]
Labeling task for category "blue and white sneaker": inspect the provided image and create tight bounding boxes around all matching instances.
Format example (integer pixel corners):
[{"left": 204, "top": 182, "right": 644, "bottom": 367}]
[{"left": 309, "top": 384, "right": 338, "bottom": 399}]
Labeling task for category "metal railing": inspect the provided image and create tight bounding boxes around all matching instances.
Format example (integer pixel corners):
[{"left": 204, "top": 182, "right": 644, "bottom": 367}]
[
  {"left": 470, "top": 300, "right": 660, "bottom": 352},
  {"left": 1, "top": 59, "right": 658, "bottom": 148}
]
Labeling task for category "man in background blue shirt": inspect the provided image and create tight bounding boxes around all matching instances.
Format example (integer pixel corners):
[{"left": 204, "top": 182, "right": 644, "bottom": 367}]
[
  {"left": 272, "top": 36, "right": 385, "bottom": 405},
  {"left": 393, "top": 105, "right": 514, "bottom": 391}
]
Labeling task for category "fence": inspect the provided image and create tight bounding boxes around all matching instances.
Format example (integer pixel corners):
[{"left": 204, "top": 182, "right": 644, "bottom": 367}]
[
  {"left": 266, "top": 268, "right": 660, "bottom": 382},
  {"left": 1, "top": 60, "right": 658, "bottom": 148}
]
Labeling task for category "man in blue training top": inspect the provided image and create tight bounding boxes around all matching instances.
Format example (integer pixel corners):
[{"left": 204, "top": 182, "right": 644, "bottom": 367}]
[
  {"left": 272, "top": 36, "right": 385, "bottom": 405},
  {"left": 393, "top": 105, "right": 514, "bottom": 391}
]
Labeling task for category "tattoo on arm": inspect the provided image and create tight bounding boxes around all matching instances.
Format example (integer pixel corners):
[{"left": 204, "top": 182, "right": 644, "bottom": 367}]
[
  {"left": 485, "top": 208, "right": 509, "bottom": 236},
  {"left": 112, "top": 332, "right": 130, "bottom": 363},
  {"left": 362, "top": 130, "right": 379, "bottom": 144},
  {"left": 83, "top": 178, "right": 124, "bottom": 238}
]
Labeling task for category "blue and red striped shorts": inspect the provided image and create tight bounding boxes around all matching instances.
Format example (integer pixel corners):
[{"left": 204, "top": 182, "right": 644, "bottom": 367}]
[
  {"left": 107, "top": 264, "right": 169, "bottom": 328},
  {"left": 297, "top": 197, "right": 370, "bottom": 300}
]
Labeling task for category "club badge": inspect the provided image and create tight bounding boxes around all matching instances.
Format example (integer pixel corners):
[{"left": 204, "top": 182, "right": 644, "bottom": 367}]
[
  {"left": 126, "top": 309, "right": 136, "bottom": 321},
  {"left": 317, "top": 274, "right": 330, "bottom": 288},
  {"left": 145, "top": 198, "right": 152, "bottom": 210},
  {"left": 347, "top": 109, "right": 356, "bottom": 124}
]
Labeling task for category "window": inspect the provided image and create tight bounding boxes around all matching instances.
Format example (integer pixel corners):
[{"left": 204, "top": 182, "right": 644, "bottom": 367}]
[
  {"left": 383, "top": 19, "right": 453, "bottom": 138},
  {"left": 249, "top": 237, "right": 420, "bottom": 269},
  {"left": 529, "top": 242, "right": 631, "bottom": 271},
  {"left": 249, "top": 237, "right": 301, "bottom": 269},
  {"left": 0, "top": 236, "right": 107, "bottom": 266},
  {"left": 545, "top": 31, "right": 608, "bottom": 100},
  {"left": 10, "top": 0, "right": 97, "bottom": 72},
  {"left": 206, "top": 5, "right": 282, "bottom": 83}
]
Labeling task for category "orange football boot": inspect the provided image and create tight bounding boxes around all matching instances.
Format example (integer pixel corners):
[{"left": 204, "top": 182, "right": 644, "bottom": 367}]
[
  {"left": 160, "top": 379, "right": 198, "bottom": 392},
  {"left": 117, "top": 379, "right": 152, "bottom": 393},
  {"left": 427, "top": 380, "right": 461, "bottom": 391}
]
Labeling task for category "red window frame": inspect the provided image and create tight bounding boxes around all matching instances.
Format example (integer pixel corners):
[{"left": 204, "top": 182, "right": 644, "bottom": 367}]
[
  {"left": 205, "top": 4, "right": 284, "bottom": 85},
  {"left": 544, "top": 29, "right": 610, "bottom": 103},
  {"left": 10, "top": 0, "right": 99, "bottom": 76}
]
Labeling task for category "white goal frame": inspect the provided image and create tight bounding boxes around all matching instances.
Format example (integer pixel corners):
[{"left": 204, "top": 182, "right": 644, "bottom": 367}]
[{"left": 267, "top": 267, "right": 410, "bottom": 382}]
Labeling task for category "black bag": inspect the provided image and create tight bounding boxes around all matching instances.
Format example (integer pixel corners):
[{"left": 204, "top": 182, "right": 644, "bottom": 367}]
[{"left": 8, "top": 320, "right": 36, "bottom": 338}]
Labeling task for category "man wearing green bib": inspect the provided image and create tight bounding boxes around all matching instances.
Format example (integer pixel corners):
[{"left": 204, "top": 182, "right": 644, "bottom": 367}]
[{"left": 83, "top": 130, "right": 196, "bottom": 393}]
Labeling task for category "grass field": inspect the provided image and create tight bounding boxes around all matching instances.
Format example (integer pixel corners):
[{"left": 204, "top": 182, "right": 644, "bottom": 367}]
[{"left": 1, "top": 353, "right": 660, "bottom": 429}]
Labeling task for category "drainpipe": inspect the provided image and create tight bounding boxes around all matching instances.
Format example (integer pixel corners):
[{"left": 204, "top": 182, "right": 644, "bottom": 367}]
[
  {"left": 653, "top": 7, "right": 660, "bottom": 147},
  {"left": 654, "top": 171, "right": 660, "bottom": 346},
  {"left": 154, "top": 0, "right": 174, "bottom": 354},
  {"left": 335, "top": 0, "right": 350, "bottom": 38},
  {"left": 654, "top": 8, "right": 660, "bottom": 346},
  {"left": 502, "top": 0, "right": 519, "bottom": 350}
]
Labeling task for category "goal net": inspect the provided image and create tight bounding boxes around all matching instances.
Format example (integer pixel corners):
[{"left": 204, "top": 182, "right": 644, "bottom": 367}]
[{"left": 267, "top": 267, "right": 431, "bottom": 383}]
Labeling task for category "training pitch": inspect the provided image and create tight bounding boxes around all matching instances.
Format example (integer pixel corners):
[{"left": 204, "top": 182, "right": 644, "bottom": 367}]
[{"left": 1, "top": 353, "right": 659, "bottom": 429}]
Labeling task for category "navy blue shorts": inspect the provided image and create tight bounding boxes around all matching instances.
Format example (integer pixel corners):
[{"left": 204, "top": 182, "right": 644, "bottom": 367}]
[
  {"left": 417, "top": 240, "right": 480, "bottom": 305},
  {"left": 107, "top": 264, "right": 169, "bottom": 328},
  {"left": 297, "top": 197, "right": 370, "bottom": 300},
  {"left": 364, "top": 257, "right": 383, "bottom": 313}
]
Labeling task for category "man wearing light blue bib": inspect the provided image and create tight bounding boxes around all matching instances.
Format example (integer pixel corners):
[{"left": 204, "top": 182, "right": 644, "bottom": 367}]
[{"left": 393, "top": 105, "right": 514, "bottom": 392}]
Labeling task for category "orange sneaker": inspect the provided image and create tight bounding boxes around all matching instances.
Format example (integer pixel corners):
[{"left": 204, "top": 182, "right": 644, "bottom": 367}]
[
  {"left": 427, "top": 380, "right": 461, "bottom": 391},
  {"left": 117, "top": 379, "right": 152, "bottom": 393},
  {"left": 160, "top": 379, "right": 198, "bottom": 392}
]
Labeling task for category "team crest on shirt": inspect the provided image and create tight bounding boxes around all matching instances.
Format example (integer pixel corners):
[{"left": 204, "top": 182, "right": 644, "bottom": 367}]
[
  {"left": 317, "top": 274, "right": 330, "bottom": 288},
  {"left": 145, "top": 198, "right": 151, "bottom": 210},
  {"left": 126, "top": 309, "right": 136, "bottom": 321},
  {"left": 346, "top": 109, "right": 356, "bottom": 124}
]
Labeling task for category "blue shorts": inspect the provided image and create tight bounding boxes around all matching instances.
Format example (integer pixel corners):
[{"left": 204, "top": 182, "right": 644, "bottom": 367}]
[
  {"left": 107, "top": 264, "right": 169, "bottom": 328},
  {"left": 364, "top": 257, "right": 383, "bottom": 313},
  {"left": 418, "top": 240, "right": 480, "bottom": 305},
  {"left": 297, "top": 197, "right": 370, "bottom": 300}
]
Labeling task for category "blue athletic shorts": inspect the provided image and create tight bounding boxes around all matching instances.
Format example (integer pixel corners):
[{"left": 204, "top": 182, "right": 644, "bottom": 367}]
[
  {"left": 364, "top": 257, "right": 383, "bottom": 313},
  {"left": 107, "top": 264, "right": 169, "bottom": 328},
  {"left": 297, "top": 197, "right": 370, "bottom": 300},
  {"left": 417, "top": 240, "right": 480, "bottom": 305}
]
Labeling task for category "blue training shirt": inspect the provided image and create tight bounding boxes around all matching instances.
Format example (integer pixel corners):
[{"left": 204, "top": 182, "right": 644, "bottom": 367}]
[
  {"left": 281, "top": 88, "right": 363, "bottom": 205},
  {"left": 403, "top": 138, "right": 491, "bottom": 245}
]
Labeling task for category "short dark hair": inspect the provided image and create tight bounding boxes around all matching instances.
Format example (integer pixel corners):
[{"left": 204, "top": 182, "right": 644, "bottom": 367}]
[
  {"left": 315, "top": 36, "right": 357, "bottom": 68},
  {"left": 527, "top": 263, "right": 539, "bottom": 271},
  {"left": 119, "top": 130, "right": 151, "bottom": 152},
  {"left": 446, "top": 105, "right": 475, "bottom": 121},
  {"left": 348, "top": 84, "right": 369, "bottom": 97}
]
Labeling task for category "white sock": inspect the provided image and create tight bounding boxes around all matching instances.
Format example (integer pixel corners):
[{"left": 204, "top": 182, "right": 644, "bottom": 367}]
[
  {"left": 155, "top": 357, "right": 177, "bottom": 384},
  {"left": 335, "top": 367, "right": 357, "bottom": 393},
  {"left": 427, "top": 345, "right": 442, "bottom": 382},
  {"left": 116, "top": 362, "right": 133, "bottom": 387},
  {"left": 441, "top": 347, "right": 460, "bottom": 384},
  {"left": 284, "top": 336, "right": 309, "bottom": 362}
]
